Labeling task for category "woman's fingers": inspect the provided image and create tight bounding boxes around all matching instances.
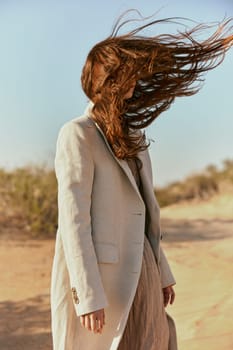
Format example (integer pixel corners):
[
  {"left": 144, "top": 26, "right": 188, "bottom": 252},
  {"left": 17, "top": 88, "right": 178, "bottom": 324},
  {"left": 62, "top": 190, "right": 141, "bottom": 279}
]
[
  {"left": 96, "top": 309, "right": 104, "bottom": 333},
  {"left": 79, "top": 309, "right": 105, "bottom": 334},
  {"left": 84, "top": 314, "right": 91, "bottom": 331},
  {"left": 163, "top": 286, "right": 176, "bottom": 307},
  {"left": 96, "top": 319, "right": 103, "bottom": 333},
  {"left": 80, "top": 315, "right": 85, "bottom": 328},
  {"left": 90, "top": 313, "right": 97, "bottom": 332},
  {"left": 170, "top": 289, "right": 176, "bottom": 304},
  {"left": 163, "top": 290, "right": 170, "bottom": 307}
]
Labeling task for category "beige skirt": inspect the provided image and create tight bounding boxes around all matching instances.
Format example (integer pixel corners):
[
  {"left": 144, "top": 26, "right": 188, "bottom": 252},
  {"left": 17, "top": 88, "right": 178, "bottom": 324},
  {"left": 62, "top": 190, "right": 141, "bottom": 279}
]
[{"left": 118, "top": 235, "right": 177, "bottom": 350}]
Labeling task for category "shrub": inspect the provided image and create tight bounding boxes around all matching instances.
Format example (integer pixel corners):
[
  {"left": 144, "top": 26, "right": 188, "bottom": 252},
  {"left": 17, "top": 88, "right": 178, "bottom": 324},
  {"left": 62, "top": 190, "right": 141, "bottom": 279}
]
[
  {"left": 156, "top": 158, "right": 233, "bottom": 207},
  {"left": 0, "top": 158, "right": 232, "bottom": 236},
  {"left": 0, "top": 166, "right": 58, "bottom": 237}
]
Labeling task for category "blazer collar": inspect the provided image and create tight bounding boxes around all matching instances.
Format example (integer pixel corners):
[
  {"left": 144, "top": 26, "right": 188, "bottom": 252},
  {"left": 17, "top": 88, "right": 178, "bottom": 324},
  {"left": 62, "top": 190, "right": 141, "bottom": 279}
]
[{"left": 85, "top": 102, "right": 143, "bottom": 201}]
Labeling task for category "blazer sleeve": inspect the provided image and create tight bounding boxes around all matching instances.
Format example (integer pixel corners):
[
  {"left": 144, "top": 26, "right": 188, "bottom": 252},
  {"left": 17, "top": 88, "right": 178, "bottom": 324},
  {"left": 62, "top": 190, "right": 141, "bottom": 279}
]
[
  {"left": 159, "top": 245, "right": 176, "bottom": 288},
  {"left": 143, "top": 147, "right": 176, "bottom": 289},
  {"left": 54, "top": 121, "right": 108, "bottom": 317}
]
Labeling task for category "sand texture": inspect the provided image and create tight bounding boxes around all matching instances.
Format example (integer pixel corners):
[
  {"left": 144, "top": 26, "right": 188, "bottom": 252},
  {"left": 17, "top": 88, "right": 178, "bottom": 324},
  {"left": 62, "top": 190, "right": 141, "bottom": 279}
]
[{"left": 0, "top": 193, "right": 232, "bottom": 349}]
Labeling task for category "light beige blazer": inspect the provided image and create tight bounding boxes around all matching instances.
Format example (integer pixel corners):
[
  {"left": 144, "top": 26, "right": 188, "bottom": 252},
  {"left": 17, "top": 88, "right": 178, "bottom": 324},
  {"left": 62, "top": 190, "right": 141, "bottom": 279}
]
[{"left": 50, "top": 103, "right": 176, "bottom": 350}]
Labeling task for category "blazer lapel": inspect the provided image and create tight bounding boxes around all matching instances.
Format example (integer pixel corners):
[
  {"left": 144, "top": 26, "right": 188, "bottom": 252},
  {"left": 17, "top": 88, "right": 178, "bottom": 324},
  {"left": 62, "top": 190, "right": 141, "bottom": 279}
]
[
  {"left": 84, "top": 101, "right": 145, "bottom": 202},
  {"left": 137, "top": 152, "right": 154, "bottom": 207},
  {"left": 92, "top": 119, "right": 144, "bottom": 202}
]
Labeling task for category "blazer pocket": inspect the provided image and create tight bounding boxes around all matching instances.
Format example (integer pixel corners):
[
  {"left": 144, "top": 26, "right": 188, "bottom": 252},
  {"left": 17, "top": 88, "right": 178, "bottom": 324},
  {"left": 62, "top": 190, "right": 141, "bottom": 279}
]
[{"left": 94, "top": 242, "right": 119, "bottom": 264}]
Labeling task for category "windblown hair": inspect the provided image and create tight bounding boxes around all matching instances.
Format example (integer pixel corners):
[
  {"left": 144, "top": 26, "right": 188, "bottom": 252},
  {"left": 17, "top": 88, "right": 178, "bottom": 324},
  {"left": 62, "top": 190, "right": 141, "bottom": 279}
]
[{"left": 81, "top": 12, "right": 233, "bottom": 159}]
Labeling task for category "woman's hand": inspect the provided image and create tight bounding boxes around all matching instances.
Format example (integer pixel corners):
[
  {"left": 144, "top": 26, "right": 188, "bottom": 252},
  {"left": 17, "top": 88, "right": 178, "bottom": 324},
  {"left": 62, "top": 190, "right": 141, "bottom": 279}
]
[
  {"left": 163, "top": 285, "right": 176, "bottom": 307},
  {"left": 80, "top": 308, "right": 105, "bottom": 334}
]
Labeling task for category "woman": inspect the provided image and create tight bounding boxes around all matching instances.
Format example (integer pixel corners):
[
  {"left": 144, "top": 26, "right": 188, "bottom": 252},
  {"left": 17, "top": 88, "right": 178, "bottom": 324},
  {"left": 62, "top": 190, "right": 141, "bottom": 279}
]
[{"left": 50, "top": 13, "right": 233, "bottom": 350}]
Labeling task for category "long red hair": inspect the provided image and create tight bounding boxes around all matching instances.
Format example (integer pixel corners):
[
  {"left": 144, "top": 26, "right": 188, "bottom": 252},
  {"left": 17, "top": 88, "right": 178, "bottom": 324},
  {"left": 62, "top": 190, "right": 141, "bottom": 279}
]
[{"left": 81, "top": 13, "right": 233, "bottom": 159}]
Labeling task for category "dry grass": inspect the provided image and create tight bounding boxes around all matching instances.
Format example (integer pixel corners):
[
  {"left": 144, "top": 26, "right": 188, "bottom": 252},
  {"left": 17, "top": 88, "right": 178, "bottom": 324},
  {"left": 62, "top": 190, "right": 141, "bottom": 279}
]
[
  {"left": 156, "top": 159, "right": 233, "bottom": 207},
  {"left": 0, "top": 158, "right": 232, "bottom": 237},
  {"left": 0, "top": 166, "right": 57, "bottom": 237}
]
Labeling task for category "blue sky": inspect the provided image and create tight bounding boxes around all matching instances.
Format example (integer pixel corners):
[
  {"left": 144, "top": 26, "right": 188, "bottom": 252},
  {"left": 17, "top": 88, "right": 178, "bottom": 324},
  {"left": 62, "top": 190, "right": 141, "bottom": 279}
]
[{"left": 0, "top": 0, "right": 232, "bottom": 186}]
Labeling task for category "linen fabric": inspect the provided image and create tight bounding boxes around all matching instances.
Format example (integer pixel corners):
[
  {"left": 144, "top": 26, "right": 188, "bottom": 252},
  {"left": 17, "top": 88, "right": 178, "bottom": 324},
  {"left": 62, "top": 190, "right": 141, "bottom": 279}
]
[
  {"left": 117, "top": 159, "right": 177, "bottom": 350},
  {"left": 50, "top": 103, "right": 176, "bottom": 350}
]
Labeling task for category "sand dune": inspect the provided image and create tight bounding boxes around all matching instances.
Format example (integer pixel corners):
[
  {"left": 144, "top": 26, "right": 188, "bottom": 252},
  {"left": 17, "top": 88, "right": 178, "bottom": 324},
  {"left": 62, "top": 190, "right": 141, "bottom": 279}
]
[
  {"left": 161, "top": 193, "right": 233, "bottom": 350},
  {"left": 0, "top": 193, "right": 232, "bottom": 349}
]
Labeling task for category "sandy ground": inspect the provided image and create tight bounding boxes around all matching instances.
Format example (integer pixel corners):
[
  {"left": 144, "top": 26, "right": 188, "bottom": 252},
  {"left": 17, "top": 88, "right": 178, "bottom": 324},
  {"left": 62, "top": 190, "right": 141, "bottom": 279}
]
[{"left": 0, "top": 193, "right": 232, "bottom": 350}]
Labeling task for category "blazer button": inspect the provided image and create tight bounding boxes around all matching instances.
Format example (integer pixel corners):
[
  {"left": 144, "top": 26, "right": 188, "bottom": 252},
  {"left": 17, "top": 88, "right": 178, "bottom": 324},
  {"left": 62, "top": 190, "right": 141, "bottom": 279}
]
[{"left": 71, "top": 287, "right": 80, "bottom": 304}]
